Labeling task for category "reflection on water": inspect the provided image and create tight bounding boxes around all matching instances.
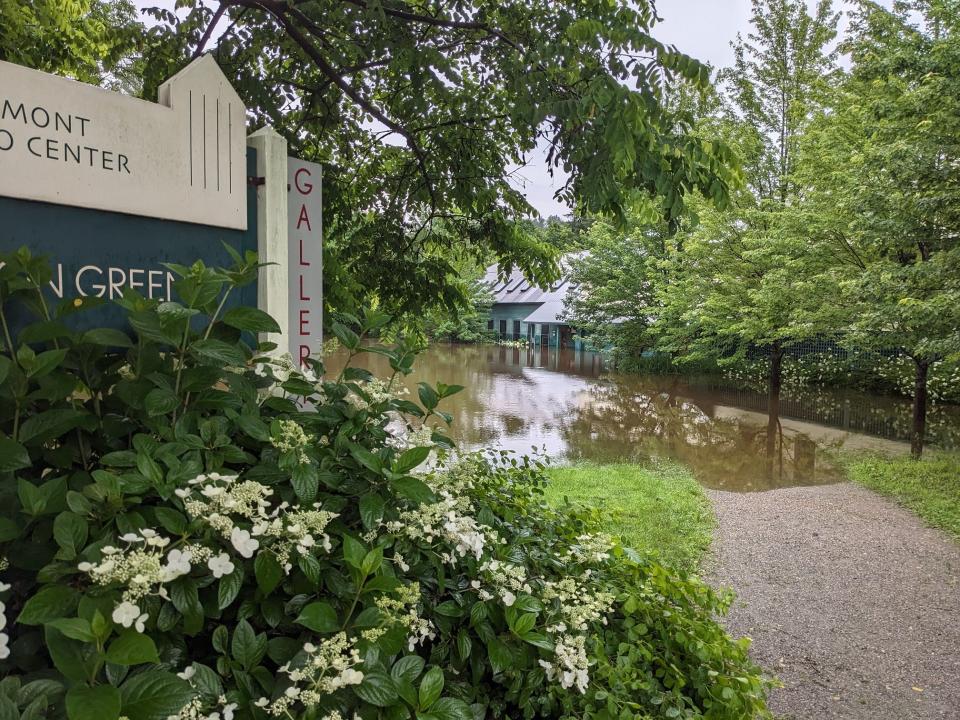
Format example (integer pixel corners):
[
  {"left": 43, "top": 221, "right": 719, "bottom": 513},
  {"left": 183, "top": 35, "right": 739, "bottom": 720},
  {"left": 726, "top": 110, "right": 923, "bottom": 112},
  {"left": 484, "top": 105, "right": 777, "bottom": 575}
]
[{"left": 328, "top": 344, "right": 960, "bottom": 492}]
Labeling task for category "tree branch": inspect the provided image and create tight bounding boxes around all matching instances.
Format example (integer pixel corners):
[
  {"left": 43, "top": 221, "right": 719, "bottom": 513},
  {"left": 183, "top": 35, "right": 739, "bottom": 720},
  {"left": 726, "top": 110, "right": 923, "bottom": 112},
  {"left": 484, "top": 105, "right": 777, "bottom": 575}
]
[{"left": 193, "top": 3, "right": 228, "bottom": 59}]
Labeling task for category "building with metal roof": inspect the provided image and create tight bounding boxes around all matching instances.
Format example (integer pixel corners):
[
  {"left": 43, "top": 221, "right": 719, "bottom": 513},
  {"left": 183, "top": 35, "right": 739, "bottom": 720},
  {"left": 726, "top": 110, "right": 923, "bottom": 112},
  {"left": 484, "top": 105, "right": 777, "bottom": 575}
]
[{"left": 482, "top": 256, "right": 585, "bottom": 348}]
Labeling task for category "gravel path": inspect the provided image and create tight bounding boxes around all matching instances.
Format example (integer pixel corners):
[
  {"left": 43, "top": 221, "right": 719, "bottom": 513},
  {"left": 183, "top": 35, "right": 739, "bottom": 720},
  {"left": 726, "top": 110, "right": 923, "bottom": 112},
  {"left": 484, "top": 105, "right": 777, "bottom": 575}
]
[{"left": 706, "top": 483, "right": 960, "bottom": 720}]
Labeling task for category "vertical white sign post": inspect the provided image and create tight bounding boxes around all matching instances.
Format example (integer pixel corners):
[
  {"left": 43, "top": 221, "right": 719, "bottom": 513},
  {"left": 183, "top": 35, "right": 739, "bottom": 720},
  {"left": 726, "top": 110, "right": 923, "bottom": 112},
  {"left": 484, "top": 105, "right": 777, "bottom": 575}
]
[{"left": 287, "top": 158, "right": 323, "bottom": 366}]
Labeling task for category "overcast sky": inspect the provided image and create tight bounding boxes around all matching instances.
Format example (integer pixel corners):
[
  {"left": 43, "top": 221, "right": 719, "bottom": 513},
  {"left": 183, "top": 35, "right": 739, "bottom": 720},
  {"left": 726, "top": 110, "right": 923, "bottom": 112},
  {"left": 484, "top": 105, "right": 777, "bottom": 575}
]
[{"left": 137, "top": 0, "right": 891, "bottom": 217}]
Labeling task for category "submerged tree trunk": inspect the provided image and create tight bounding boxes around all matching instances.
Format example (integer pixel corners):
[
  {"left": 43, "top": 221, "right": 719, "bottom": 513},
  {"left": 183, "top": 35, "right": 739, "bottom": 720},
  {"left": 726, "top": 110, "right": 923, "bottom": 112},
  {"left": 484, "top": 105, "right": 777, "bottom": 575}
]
[
  {"left": 911, "top": 358, "right": 929, "bottom": 459},
  {"left": 766, "top": 344, "right": 784, "bottom": 466}
]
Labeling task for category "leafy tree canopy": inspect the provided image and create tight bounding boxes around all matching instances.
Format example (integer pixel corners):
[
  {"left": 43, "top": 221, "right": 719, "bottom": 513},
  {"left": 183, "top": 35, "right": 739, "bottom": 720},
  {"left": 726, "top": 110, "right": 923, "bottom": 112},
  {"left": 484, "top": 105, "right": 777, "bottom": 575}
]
[
  {"left": 140, "top": 0, "right": 740, "bottom": 317},
  {"left": 795, "top": 0, "right": 960, "bottom": 454},
  {"left": 0, "top": 0, "right": 141, "bottom": 89}
]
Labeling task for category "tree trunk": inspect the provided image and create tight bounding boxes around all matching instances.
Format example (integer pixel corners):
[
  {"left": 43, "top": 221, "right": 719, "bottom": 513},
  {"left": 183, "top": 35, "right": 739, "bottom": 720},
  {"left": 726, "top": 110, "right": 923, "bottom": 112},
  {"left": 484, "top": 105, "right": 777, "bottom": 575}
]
[
  {"left": 911, "top": 358, "right": 929, "bottom": 459},
  {"left": 766, "top": 344, "right": 784, "bottom": 464}
]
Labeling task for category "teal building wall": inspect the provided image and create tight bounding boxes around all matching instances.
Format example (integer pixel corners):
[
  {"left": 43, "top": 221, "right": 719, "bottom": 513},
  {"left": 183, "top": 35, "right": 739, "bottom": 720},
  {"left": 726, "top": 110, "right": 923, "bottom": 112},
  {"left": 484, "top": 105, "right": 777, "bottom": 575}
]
[{"left": 489, "top": 303, "right": 585, "bottom": 348}]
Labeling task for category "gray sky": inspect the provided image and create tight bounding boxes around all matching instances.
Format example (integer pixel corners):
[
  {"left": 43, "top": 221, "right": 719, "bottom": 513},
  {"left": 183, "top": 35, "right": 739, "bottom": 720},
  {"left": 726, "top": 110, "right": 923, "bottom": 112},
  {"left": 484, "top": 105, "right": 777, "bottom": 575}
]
[{"left": 137, "top": 0, "right": 890, "bottom": 217}]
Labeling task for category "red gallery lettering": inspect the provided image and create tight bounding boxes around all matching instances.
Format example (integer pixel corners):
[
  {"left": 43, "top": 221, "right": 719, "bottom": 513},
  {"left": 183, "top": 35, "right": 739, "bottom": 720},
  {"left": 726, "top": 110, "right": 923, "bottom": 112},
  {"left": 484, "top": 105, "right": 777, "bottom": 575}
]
[{"left": 293, "top": 166, "right": 315, "bottom": 366}]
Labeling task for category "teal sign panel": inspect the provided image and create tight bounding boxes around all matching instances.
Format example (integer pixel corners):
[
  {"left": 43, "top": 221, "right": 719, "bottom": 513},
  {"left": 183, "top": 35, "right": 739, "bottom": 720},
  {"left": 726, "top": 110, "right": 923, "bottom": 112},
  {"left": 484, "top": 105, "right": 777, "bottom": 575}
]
[{"left": 0, "top": 149, "right": 258, "bottom": 331}]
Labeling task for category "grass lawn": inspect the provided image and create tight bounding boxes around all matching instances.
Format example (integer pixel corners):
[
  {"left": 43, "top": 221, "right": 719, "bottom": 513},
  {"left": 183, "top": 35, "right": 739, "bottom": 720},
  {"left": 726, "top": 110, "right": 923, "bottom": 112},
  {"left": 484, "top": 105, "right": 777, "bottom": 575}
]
[
  {"left": 544, "top": 461, "right": 714, "bottom": 571},
  {"left": 845, "top": 453, "right": 960, "bottom": 541}
]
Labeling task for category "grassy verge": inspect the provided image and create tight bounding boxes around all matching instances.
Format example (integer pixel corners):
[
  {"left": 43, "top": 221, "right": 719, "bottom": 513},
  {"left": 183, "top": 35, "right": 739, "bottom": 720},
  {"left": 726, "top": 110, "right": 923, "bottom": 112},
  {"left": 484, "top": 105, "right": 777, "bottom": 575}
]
[
  {"left": 544, "top": 461, "right": 713, "bottom": 571},
  {"left": 845, "top": 453, "right": 960, "bottom": 541}
]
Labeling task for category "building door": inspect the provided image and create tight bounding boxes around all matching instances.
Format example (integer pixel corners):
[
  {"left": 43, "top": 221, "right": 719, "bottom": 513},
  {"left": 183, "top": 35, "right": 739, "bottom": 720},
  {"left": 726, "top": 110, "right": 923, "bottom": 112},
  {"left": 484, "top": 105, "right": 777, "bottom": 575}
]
[
  {"left": 512, "top": 320, "right": 521, "bottom": 339},
  {"left": 499, "top": 319, "right": 507, "bottom": 337}
]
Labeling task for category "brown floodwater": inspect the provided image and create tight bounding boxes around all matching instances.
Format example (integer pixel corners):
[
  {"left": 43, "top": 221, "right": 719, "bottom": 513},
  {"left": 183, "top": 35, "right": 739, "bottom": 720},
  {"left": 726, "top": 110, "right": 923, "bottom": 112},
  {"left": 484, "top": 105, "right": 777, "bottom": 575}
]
[{"left": 328, "top": 344, "right": 960, "bottom": 492}]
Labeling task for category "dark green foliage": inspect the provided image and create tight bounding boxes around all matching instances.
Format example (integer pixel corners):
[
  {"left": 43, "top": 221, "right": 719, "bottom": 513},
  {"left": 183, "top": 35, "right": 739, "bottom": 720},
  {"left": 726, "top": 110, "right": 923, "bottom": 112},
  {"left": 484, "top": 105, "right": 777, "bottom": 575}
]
[
  {"left": 0, "top": 251, "right": 769, "bottom": 719},
  {"left": 138, "top": 0, "right": 739, "bottom": 319}
]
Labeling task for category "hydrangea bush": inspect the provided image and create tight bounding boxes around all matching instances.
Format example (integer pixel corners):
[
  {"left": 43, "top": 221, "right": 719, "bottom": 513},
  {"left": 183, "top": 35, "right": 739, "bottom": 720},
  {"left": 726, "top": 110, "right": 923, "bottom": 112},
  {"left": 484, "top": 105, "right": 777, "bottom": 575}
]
[{"left": 0, "top": 249, "right": 769, "bottom": 720}]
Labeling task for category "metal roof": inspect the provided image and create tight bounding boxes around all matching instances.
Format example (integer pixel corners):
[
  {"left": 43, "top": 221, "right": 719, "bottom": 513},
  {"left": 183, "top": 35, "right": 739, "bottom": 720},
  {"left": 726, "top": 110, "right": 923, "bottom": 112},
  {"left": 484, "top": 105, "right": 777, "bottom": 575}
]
[
  {"left": 522, "top": 301, "right": 566, "bottom": 324},
  {"left": 483, "top": 253, "right": 584, "bottom": 305}
]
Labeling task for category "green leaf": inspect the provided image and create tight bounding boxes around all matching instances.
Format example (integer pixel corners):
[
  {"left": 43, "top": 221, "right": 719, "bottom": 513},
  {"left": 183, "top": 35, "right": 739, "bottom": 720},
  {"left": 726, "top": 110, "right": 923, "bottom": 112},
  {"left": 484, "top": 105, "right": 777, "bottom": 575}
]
[
  {"left": 26, "top": 349, "right": 67, "bottom": 379},
  {"left": 431, "top": 697, "right": 473, "bottom": 720},
  {"left": 217, "top": 567, "right": 244, "bottom": 610},
  {"left": 119, "top": 671, "right": 193, "bottom": 720},
  {"left": 0, "top": 437, "right": 30, "bottom": 472},
  {"left": 152, "top": 508, "right": 188, "bottom": 535},
  {"left": 455, "top": 630, "right": 472, "bottom": 661},
  {"left": 144, "top": 388, "right": 180, "bottom": 417},
  {"left": 0, "top": 518, "right": 16, "bottom": 542},
  {"left": 487, "top": 638, "right": 513, "bottom": 674},
  {"left": 191, "top": 339, "right": 246, "bottom": 367},
  {"left": 511, "top": 613, "right": 537, "bottom": 637},
  {"left": 46, "top": 618, "right": 95, "bottom": 643},
  {"left": 254, "top": 552, "right": 283, "bottom": 595},
  {"left": 45, "top": 626, "right": 89, "bottom": 683},
  {"left": 417, "top": 383, "right": 439, "bottom": 410},
  {"left": 391, "top": 477, "right": 436, "bottom": 505},
  {"left": 105, "top": 631, "right": 161, "bottom": 666},
  {"left": 434, "top": 601, "right": 463, "bottom": 618},
  {"left": 352, "top": 606, "right": 381, "bottom": 628},
  {"left": 418, "top": 667, "right": 444, "bottom": 710},
  {"left": 520, "top": 632, "right": 553, "bottom": 651},
  {"left": 81, "top": 328, "right": 133, "bottom": 347},
  {"left": 53, "top": 512, "right": 88, "bottom": 557},
  {"left": 290, "top": 463, "right": 318, "bottom": 503},
  {"left": 295, "top": 602, "right": 339, "bottom": 633},
  {"left": 342, "top": 535, "right": 366, "bottom": 570},
  {"left": 359, "top": 493, "right": 385, "bottom": 530},
  {"left": 230, "top": 619, "right": 266, "bottom": 671},
  {"left": 66, "top": 684, "right": 121, "bottom": 720},
  {"left": 395, "top": 446, "right": 430, "bottom": 474},
  {"left": 331, "top": 322, "right": 360, "bottom": 351},
  {"left": 353, "top": 671, "right": 397, "bottom": 707},
  {"left": 18, "top": 586, "right": 79, "bottom": 625},
  {"left": 223, "top": 307, "right": 281, "bottom": 333},
  {"left": 19, "top": 409, "right": 91, "bottom": 444},
  {"left": 390, "top": 655, "right": 425, "bottom": 685},
  {"left": 361, "top": 547, "right": 383, "bottom": 576}
]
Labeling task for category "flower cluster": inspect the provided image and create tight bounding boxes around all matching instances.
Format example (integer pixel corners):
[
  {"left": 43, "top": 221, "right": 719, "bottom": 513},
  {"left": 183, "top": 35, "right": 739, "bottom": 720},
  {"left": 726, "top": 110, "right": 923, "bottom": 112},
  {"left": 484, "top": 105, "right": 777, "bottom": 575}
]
[
  {"left": 562, "top": 533, "right": 613, "bottom": 564},
  {"left": 347, "top": 377, "right": 397, "bottom": 410},
  {"left": 77, "top": 529, "right": 201, "bottom": 631},
  {"left": 255, "top": 633, "right": 364, "bottom": 716},
  {"left": 373, "top": 582, "right": 436, "bottom": 651},
  {"left": 177, "top": 472, "right": 338, "bottom": 570},
  {"left": 542, "top": 576, "right": 614, "bottom": 632},
  {"left": 272, "top": 419, "right": 312, "bottom": 464},
  {"left": 539, "top": 634, "right": 590, "bottom": 693},
  {"left": 387, "top": 492, "right": 493, "bottom": 564},
  {"left": 477, "top": 558, "right": 532, "bottom": 607},
  {"left": 165, "top": 665, "right": 240, "bottom": 720}
]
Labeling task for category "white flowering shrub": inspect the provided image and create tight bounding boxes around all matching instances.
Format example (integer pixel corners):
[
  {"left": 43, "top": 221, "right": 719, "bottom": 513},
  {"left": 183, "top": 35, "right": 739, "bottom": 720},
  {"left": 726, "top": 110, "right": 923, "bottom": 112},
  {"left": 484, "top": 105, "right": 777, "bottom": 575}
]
[{"left": 0, "top": 250, "right": 769, "bottom": 720}]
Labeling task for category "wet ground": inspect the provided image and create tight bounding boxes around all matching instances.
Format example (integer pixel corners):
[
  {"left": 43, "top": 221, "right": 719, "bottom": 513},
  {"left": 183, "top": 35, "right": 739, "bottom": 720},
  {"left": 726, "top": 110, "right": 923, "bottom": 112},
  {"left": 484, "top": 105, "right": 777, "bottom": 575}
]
[{"left": 332, "top": 343, "right": 960, "bottom": 491}]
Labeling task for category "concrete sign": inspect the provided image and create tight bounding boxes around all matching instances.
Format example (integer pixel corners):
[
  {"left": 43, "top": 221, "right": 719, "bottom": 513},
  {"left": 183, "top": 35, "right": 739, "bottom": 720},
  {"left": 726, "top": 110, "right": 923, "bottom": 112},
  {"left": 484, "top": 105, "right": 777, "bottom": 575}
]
[
  {"left": 287, "top": 158, "right": 323, "bottom": 365},
  {"left": 0, "top": 56, "right": 247, "bottom": 229}
]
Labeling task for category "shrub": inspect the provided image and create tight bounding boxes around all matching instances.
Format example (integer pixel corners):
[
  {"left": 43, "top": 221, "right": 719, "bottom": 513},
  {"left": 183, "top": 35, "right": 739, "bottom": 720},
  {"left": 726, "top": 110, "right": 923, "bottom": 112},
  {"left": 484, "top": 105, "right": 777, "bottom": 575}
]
[{"left": 0, "top": 249, "right": 769, "bottom": 720}]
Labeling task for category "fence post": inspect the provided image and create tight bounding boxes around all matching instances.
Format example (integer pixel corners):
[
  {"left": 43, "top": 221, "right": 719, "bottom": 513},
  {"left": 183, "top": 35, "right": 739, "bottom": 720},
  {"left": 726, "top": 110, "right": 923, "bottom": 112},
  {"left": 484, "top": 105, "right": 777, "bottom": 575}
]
[{"left": 247, "top": 127, "right": 289, "bottom": 350}]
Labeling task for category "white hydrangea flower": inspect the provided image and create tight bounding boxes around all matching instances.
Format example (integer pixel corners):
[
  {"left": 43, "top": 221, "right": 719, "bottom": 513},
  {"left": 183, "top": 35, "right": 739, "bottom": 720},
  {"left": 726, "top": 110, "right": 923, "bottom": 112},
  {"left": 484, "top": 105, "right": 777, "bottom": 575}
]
[
  {"left": 207, "top": 553, "right": 235, "bottom": 578},
  {"left": 161, "top": 548, "right": 193, "bottom": 582},
  {"left": 0, "top": 632, "right": 8, "bottom": 660},
  {"left": 112, "top": 601, "right": 141, "bottom": 628},
  {"left": 230, "top": 527, "right": 259, "bottom": 558}
]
